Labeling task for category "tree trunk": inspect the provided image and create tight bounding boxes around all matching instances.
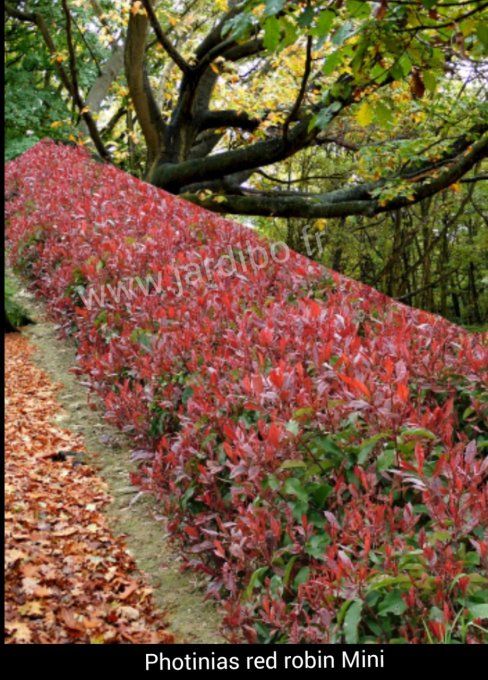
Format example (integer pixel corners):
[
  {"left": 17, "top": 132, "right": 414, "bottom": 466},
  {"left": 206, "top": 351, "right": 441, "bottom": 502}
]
[
  {"left": 439, "top": 226, "right": 449, "bottom": 318},
  {"left": 125, "top": 11, "right": 166, "bottom": 173}
]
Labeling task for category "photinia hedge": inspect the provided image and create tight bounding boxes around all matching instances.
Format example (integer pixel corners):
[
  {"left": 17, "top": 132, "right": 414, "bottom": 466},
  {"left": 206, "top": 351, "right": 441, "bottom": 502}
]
[{"left": 6, "top": 140, "right": 488, "bottom": 643}]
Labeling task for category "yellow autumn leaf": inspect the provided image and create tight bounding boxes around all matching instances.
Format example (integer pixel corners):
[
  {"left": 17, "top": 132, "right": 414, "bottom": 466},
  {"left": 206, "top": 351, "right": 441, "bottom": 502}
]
[
  {"left": 356, "top": 101, "right": 374, "bottom": 127},
  {"left": 19, "top": 600, "right": 43, "bottom": 617},
  {"left": 6, "top": 621, "right": 32, "bottom": 642},
  {"left": 131, "top": 1, "right": 145, "bottom": 16}
]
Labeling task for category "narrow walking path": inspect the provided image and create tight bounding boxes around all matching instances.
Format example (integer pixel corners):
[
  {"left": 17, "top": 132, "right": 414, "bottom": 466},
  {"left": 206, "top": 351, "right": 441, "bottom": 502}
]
[
  {"left": 5, "top": 333, "right": 174, "bottom": 644},
  {"left": 4, "top": 276, "right": 224, "bottom": 643}
]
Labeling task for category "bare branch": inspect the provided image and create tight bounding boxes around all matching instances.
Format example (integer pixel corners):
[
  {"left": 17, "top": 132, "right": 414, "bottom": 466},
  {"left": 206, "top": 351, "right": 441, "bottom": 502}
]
[
  {"left": 283, "top": 34, "right": 312, "bottom": 141},
  {"left": 140, "top": 0, "right": 191, "bottom": 73}
]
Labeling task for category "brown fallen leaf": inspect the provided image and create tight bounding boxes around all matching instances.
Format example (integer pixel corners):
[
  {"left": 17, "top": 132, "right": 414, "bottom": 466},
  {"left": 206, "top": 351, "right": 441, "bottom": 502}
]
[
  {"left": 6, "top": 621, "right": 33, "bottom": 643},
  {"left": 33, "top": 585, "right": 53, "bottom": 598},
  {"left": 22, "top": 576, "right": 40, "bottom": 595},
  {"left": 5, "top": 548, "right": 27, "bottom": 567},
  {"left": 53, "top": 527, "right": 78, "bottom": 537},
  {"left": 59, "top": 608, "right": 85, "bottom": 631},
  {"left": 82, "top": 617, "right": 104, "bottom": 630},
  {"left": 19, "top": 601, "right": 44, "bottom": 618},
  {"left": 119, "top": 605, "right": 140, "bottom": 621},
  {"left": 118, "top": 580, "right": 139, "bottom": 601}
]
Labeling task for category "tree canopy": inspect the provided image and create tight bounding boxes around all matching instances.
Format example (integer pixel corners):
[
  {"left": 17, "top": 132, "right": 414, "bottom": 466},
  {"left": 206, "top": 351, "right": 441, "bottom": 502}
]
[{"left": 5, "top": 0, "right": 487, "bottom": 219}]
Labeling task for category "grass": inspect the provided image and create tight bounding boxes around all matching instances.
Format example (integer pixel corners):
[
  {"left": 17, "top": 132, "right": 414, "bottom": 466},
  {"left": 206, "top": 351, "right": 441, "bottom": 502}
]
[{"left": 5, "top": 274, "right": 31, "bottom": 328}]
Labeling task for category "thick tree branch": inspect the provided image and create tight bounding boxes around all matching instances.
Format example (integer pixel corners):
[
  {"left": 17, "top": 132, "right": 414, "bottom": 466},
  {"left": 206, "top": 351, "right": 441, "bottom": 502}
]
[
  {"left": 125, "top": 5, "right": 166, "bottom": 168},
  {"left": 193, "top": 3, "right": 244, "bottom": 62},
  {"left": 188, "top": 37, "right": 265, "bottom": 120},
  {"left": 187, "top": 130, "right": 225, "bottom": 159},
  {"left": 460, "top": 174, "right": 488, "bottom": 184},
  {"left": 5, "top": 3, "right": 35, "bottom": 22},
  {"left": 283, "top": 34, "right": 312, "bottom": 141},
  {"left": 100, "top": 105, "right": 127, "bottom": 137},
  {"left": 152, "top": 115, "right": 319, "bottom": 190},
  {"left": 183, "top": 133, "right": 488, "bottom": 218},
  {"left": 197, "top": 109, "right": 261, "bottom": 132},
  {"left": 62, "top": 0, "right": 82, "bottom": 108},
  {"left": 153, "top": 70, "right": 360, "bottom": 189}
]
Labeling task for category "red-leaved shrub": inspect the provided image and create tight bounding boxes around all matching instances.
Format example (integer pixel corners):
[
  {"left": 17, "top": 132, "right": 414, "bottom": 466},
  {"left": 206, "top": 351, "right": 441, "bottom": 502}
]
[{"left": 6, "top": 141, "right": 488, "bottom": 643}]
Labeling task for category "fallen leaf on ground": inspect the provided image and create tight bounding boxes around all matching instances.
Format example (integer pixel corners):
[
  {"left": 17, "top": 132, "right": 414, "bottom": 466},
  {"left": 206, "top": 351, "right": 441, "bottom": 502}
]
[{"left": 5, "top": 334, "right": 174, "bottom": 644}]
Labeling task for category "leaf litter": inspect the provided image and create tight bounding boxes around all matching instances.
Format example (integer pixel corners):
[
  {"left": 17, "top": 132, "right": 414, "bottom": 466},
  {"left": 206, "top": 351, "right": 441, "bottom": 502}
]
[{"left": 5, "top": 333, "right": 174, "bottom": 644}]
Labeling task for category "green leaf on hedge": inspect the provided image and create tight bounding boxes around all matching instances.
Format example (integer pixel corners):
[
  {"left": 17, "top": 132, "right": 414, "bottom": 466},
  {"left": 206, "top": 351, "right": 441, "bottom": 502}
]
[
  {"left": 344, "top": 599, "right": 363, "bottom": 643},
  {"left": 378, "top": 590, "right": 407, "bottom": 617},
  {"left": 284, "top": 477, "right": 308, "bottom": 501},
  {"left": 376, "top": 448, "right": 395, "bottom": 471},
  {"left": 280, "top": 459, "right": 306, "bottom": 470},
  {"left": 469, "top": 603, "right": 488, "bottom": 620},
  {"left": 293, "top": 566, "right": 310, "bottom": 588},
  {"left": 243, "top": 566, "right": 268, "bottom": 600}
]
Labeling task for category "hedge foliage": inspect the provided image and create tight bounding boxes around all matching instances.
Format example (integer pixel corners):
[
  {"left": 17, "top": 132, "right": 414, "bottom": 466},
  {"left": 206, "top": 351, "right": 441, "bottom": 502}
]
[{"left": 6, "top": 141, "right": 488, "bottom": 643}]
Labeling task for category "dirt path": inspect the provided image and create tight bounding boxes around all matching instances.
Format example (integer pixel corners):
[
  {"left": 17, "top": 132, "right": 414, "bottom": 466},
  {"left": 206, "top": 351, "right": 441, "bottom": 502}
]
[{"left": 6, "top": 278, "right": 224, "bottom": 644}]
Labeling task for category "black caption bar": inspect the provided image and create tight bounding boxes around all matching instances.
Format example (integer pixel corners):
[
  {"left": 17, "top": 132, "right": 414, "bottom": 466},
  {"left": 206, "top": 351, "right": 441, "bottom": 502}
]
[{"left": 1, "top": 644, "right": 487, "bottom": 676}]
